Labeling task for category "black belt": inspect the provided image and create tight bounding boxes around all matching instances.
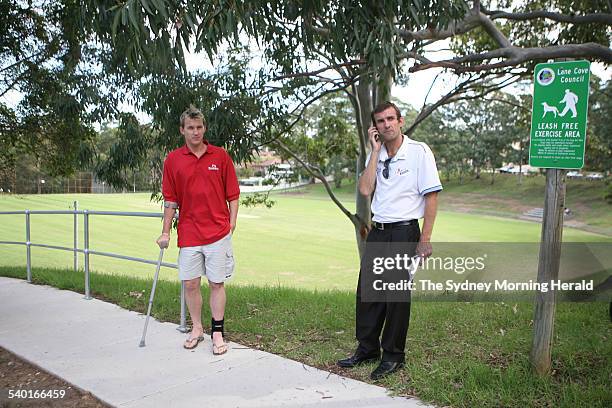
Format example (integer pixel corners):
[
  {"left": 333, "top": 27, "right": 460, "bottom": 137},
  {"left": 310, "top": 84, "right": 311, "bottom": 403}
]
[{"left": 372, "top": 219, "right": 417, "bottom": 230}]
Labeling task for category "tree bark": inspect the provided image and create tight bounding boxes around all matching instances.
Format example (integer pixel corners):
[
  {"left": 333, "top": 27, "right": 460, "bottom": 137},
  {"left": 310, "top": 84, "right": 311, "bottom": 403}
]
[
  {"left": 353, "top": 77, "right": 374, "bottom": 259},
  {"left": 518, "top": 142, "right": 524, "bottom": 185},
  {"left": 376, "top": 68, "right": 393, "bottom": 104},
  {"left": 349, "top": 70, "right": 394, "bottom": 259},
  {"left": 530, "top": 169, "right": 566, "bottom": 375}
]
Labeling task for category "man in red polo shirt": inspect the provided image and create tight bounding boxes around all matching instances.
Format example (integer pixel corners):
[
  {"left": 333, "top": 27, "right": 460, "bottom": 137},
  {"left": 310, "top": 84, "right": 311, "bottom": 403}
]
[{"left": 156, "top": 105, "right": 240, "bottom": 355}]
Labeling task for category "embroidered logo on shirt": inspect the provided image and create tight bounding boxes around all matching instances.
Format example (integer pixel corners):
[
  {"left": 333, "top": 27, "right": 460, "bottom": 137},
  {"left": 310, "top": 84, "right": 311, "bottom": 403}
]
[
  {"left": 208, "top": 164, "right": 219, "bottom": 171},
  {"left": 397, "top": 168, "right": 410, "bottom": 175}
]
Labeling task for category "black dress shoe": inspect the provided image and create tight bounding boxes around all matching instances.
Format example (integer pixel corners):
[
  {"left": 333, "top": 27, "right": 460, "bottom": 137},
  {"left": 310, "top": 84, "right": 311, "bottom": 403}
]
[
  {"left": 370, "top": 360, "right": 405, "bottom": 380},
  {"left": 337, "top": 352, "right": 380, "bottom": 368}
]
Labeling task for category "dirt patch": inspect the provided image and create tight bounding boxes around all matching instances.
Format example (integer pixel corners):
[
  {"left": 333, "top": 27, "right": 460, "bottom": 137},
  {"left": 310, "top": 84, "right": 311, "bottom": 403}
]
[
  {"left": 441, "top": 192, "right": 534, "bottom": 216},
  {"left": 442, "top": 192, "right": 612, "bottom": 235},
  {"left": 0, "top": 347, "right": 109, "bottom": 408}
]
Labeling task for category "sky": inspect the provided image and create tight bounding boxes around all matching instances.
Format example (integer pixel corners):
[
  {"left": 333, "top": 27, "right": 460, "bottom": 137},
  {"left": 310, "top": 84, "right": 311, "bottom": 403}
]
[
  {"left": 4, "top": 39, "right": 611, "bottom": 126},
  {"left": 144, "top": 40, "right": 612, "bottom": 123},
  {"left": 393, "top": 44, "right": 611, "bottom": 111}
]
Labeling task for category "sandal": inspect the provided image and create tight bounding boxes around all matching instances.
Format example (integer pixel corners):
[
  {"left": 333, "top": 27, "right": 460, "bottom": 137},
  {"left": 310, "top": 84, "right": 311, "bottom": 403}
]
[
  {"left": 183, "top": 334, "right": 205, "bottom": 350},
  {"left": 211, "top": 318, "right": 228, "bottom": 355}
]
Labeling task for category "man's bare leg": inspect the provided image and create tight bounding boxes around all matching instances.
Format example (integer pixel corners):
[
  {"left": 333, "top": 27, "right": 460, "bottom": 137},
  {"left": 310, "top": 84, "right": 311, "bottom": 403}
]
[
  {"left": 184, "top": 277, "right": 204, "bottom": 346},
  {"left": 209, "top": 281, "right": 227, "bottom": 353}
]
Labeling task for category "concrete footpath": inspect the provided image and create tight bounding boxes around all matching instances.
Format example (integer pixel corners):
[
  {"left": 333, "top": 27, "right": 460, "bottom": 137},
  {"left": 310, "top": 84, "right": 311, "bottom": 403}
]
[{"left": 0, "top": 277, "right": 430, "bottom": 407}]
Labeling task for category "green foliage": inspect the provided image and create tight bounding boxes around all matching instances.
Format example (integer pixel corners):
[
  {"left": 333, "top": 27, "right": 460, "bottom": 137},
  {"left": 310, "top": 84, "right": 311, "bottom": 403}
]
[
  {"left": 585, "top": 77, "right": 612, "bottom": 172},
  {"left": 88, "top": 1, "right": 467, "bottom": 77},
  {"left": 94, "top": 47, "right": 294, "bottom": 190},
  {"left": 84, "top": 0, "right": 610, "bottom": 195},
  {"left": 0, "top": 0, "right": 143, "bottom": 181},
  {"left": 240, "top": 192, "right": 276, "bottom": 208},
  {"left": 549, "top": 0, "right": 611, "bottom": 45},
  {"left": 95, "top": 113, "right": 154, "bottom": 189},
  {"left": 278, "top": 94, "right": 358, "bottom": 185},
  {"left": 451, "top": 0, "right": 611, "bottom": 71},
  {"left": 416, "top": 111, "right": 474, "bottom": 180},
  {"left": 605, "top": 180, "right": 612, "bottom": 204},
  {"left": 426, "top": 92, "right": 529, "bottom": 182}
]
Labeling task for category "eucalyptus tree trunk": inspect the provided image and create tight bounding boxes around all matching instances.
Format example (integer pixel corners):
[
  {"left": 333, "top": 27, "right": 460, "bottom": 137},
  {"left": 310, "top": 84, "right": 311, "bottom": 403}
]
[
  {"left": 518, "top": 142, "right": 524, "bottom": 185},
  {"left": 353, "top": 78, "right": 373, "bottom": 259},
  {"left": 352, "top": 70, "right": 393, "bottom": 259}
]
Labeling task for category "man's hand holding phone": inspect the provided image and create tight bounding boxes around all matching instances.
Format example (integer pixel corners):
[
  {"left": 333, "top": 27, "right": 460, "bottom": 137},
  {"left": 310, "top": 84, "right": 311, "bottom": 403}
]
[{"left": 368, "top": 126, "right": 382, "bottom": 152}]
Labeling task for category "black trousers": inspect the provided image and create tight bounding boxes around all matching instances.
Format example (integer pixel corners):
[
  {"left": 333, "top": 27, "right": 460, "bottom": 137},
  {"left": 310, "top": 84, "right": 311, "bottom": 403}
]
[{"left": 355, "top": 223, "right": 420, "bottom": 362}]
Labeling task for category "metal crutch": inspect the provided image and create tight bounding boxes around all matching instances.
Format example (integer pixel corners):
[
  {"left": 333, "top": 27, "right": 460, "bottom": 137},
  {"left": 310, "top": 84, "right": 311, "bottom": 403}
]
[
  {"left": 139, "top": 246, "right": 165, "bottom": 347},
  {"left": 408, "top": 255, "right": 422, "bottom": 284}
]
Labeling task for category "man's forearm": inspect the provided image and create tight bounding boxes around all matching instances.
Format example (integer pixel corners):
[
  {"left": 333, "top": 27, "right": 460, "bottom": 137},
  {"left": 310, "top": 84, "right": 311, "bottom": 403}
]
[
  {"left": 420, "top": 192, "right": 438, "bottom": 242},
  {"left": 162, "top": 207, "right": 176, "bottom": 235},
  {"left": 358, "top": 152, "right": 380, "bottom": 196},
  {"left": 228, "top": 199, "right": 239, "bottom": 231}
]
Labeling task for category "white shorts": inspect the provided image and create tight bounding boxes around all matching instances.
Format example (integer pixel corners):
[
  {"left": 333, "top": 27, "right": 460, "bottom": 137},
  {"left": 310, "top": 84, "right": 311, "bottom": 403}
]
[{"left": 177, "top": 233, "right": 235, "bottom": 283}]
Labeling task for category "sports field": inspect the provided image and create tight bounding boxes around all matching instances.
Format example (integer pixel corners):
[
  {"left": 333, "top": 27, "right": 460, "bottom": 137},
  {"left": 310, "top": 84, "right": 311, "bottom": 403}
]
[
  {"left": 1, "top": 189, "right": 611, "bottom": 407},
  {"left": 0, "top": 190, "right": 609, "bottom": 290}
]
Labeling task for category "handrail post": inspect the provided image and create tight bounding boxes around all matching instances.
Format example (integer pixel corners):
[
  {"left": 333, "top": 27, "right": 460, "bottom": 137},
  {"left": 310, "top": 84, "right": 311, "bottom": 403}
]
[
  {"left": 25, "top": 210, "right": 31, "bottom": 283},
  {"left": 73, "top": 201, "right": 78, "bottom": 272},
  {"left": 83, "top": 210, "right": 91, "bottom": 300},
  {"left": 0, "top": 209, "right": 184, "bottom": 307},
  {"left": 177, "top": 281, "right": 188, "bottom": 333}
]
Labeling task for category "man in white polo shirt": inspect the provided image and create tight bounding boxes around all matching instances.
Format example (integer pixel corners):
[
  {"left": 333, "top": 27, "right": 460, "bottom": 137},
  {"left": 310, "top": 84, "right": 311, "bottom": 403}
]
[{"left": 337, "top": 101, "right": 442, "bottom": 380}]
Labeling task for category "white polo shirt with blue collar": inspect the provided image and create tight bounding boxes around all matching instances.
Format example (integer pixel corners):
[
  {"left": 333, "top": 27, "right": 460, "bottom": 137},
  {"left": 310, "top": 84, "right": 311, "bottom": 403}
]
[{"left": 366, "top": 135, "right": 442, "bottom": 223}]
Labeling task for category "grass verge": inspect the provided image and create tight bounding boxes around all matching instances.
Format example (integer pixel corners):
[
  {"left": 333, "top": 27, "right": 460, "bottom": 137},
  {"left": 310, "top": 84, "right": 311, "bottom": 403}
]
[
  {"left": 1, "top": 266, "right": 610, "bottom": 408},
  {"left": 289, "top": 175, "right": 612, "bottom": 234}
]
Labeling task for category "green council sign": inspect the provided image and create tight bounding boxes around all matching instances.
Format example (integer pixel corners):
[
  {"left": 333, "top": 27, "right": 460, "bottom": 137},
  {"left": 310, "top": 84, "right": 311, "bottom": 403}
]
[{"left": 529, "top": 60, "right": 590, "bottom": 169}]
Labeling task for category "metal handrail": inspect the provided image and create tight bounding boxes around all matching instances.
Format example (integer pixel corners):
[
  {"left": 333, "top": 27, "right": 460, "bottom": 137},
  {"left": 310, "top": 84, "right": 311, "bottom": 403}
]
[
  {"left": 0, "top": 203, "right": 187, "bottom": 333},
  {"left": 2, "top": 209, "right": 169, "bottom": 216}
]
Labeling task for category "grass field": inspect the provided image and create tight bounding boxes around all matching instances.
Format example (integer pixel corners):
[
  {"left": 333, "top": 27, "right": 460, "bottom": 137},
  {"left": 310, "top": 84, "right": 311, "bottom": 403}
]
[
  {"left": 1, "top": 176, "right": 610, "bottom": 407},
  {"left": 1, "top": 267, "right": 609, "bottom": 408},
  {"left": 0, "top": 189, "right": 609, "bottom": 291},
  {"left": 0, "top": 181, "right": 610, "bottom": 291},
  {"left": 306, "top": 173, "right": 612, "bottom": 234}
]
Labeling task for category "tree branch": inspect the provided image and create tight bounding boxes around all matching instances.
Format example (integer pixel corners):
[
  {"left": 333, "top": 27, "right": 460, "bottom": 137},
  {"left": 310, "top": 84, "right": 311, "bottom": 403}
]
[
  {"left": 405, "top": 72, "right": 526, "bottom": 135},
  {"left": 0, "top": 71, "right": 29, "bottom": 98},
  {"left": 478, "top": 12, "right": 511, "bottom": 48},
  {"left": 485, "top": 9, "right": 612, "bottom": 25},
  {"left": 405, "top": 75, "right": 480, "bottom": 135},
  {"left": 272, "top": 60, "right": 365, "bottom": 80},
  {"left": 0, "top": 49, "right": 48, "bottom": 74},
  {"left": 410, "top": 43, "right": 612, "bottom": 73},
  {"left": 483, "top": 97, "right": 530, "bottom": 112},
  {"left": 274, "top": 139, "right": 357, "bottom": 224},
  {"left": 302, "top": 11, "right": 331, "bottom": 37},
  {"left": 421, "top": 72, "right": 446, "bottom": 112},
  {"left": 256, "top": 81, "right": 355, "bottom": 148},
  {"left": 397, "top": 10, "right": 480, "bottom": 43}
]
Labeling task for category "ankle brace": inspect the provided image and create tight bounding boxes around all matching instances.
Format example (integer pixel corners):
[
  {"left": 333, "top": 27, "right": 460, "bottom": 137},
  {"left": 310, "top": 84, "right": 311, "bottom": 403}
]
[{"left": 211, "top": 318, "right": 224, "bottom": 338}]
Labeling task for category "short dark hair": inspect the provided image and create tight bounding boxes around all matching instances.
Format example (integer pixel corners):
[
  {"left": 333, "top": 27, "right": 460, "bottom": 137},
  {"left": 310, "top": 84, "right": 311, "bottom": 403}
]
[
  {"left": 371, "top": 101, "right": 402, "bottom": 124},
  {"left": 180, "top": 105, "right": 207, "bottom": 128}
]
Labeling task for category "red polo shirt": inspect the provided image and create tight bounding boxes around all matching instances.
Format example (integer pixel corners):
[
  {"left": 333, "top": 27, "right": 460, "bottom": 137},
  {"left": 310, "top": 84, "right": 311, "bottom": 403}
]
[{"left": 162, "top": 143, "right": 240, "bottom": 247}]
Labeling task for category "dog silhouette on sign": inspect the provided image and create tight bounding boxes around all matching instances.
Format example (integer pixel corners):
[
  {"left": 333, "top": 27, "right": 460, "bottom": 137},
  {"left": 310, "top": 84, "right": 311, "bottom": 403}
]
[{"left": 541, "top": 102, "right": 559, "bottom": 118}]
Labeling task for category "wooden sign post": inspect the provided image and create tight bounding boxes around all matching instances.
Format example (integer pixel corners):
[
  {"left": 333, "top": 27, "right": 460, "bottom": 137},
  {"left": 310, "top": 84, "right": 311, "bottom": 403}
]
[{"left": 528, "top": 60, "right": 590, "bottom": 374}]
